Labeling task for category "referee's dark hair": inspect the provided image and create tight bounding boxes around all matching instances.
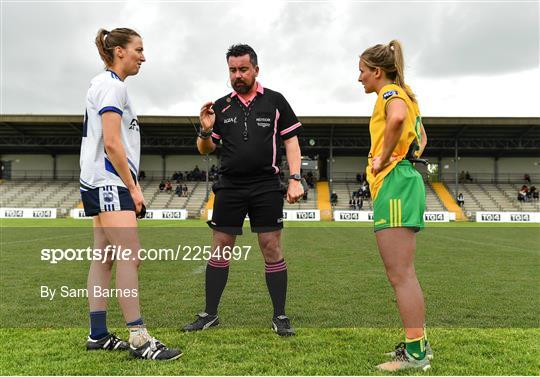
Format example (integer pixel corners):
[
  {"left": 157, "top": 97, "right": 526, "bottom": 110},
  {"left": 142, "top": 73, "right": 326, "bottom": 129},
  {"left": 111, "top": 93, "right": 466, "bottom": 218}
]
[{"left": 226, "top": 44, "right": 258, "bottom": 66}]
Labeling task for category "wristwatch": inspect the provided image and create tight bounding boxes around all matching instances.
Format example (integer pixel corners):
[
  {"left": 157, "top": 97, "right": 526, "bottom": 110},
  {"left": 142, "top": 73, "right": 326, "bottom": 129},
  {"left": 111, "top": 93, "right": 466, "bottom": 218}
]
[
  {"left": 198, "top": 128, "right": 213, "bottom": 139},
  {"left": 289, "top": 173, "right": 302, "bottom": 181}
]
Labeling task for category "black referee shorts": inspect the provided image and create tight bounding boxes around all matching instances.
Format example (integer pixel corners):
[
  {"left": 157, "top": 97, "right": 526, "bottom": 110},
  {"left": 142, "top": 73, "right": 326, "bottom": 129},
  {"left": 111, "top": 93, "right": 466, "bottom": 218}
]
[{"left": 208, "top": 176, "right": 285, "bottom": 235}]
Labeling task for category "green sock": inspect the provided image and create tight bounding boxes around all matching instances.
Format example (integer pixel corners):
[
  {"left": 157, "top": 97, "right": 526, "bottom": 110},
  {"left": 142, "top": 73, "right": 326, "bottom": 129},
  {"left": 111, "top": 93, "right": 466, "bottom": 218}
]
[{"left": 406, "top": 336, "right": 426, "bottom": 360}]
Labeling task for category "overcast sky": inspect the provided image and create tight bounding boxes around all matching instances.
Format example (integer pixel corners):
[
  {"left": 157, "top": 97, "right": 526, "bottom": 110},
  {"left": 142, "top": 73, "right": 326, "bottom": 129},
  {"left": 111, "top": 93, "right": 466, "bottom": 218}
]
[{"left": 1, "top": 1, "right": 539, "bottom": 117}]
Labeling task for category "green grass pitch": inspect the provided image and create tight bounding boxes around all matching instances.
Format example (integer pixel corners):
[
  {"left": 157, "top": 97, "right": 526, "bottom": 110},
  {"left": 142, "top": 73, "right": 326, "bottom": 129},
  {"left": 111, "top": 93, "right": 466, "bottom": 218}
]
[{"left": 0, "top": 219, "right": 539, "bottom": 375}]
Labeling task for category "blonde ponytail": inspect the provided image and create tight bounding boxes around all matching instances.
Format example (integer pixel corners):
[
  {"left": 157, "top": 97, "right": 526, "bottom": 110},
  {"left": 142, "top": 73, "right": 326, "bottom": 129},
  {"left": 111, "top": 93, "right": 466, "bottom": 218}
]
[
  {"left": 360, "top": 39, "right": 417, "bottom": 103},
  {"left": 388, "top": 40, "right": 416, "bottom": 103}
]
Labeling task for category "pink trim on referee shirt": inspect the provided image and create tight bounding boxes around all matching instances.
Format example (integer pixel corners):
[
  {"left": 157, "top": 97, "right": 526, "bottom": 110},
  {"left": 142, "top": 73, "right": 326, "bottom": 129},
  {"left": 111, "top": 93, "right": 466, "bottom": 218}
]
[
  {"left": 280, "top": 122, "right": 302, "bottom": 136},
  {"left": 221, "top": 105, "right": 231, "bottom": 113},
  {"left": 272, "top": 109, "right": 280, "bottom": 174},
  {"left": 211, "top": 132, "right": 221, "bottom": 139},
  {"left": 230, "top": 82, "right": 264, "bottom": 107}
]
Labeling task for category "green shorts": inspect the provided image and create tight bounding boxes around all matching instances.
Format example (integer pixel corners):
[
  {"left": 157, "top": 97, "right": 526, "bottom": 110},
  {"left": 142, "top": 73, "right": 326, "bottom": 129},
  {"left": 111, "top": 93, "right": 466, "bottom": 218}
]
[{"left": 373, "top": 160, "right": 426, "bottom": 232}]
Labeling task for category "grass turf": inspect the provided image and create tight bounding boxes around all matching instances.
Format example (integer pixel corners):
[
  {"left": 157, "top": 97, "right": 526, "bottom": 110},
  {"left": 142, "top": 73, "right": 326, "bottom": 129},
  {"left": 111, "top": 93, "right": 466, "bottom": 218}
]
[{"left": 0, "top": 219, "right": 539, "bottom": 375}]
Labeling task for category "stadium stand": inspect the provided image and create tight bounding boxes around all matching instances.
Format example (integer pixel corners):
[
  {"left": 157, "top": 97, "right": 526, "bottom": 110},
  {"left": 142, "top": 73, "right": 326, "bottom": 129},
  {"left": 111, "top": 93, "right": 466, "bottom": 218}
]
[
  {"left": 331, "top": 181, "right": 447, "bottom": 212},
  {"left": 431, "top": 182, "right": 467, "bottom": 220},
  {"left": 445, "top": 182, "right": 540, "bottom": 213},
  {"left": 139, "top": 179, "right": 208, "bottom": 217},
  {"left": 315, "top": 181, "right": 332, "bottom": 220},
  {"left": 184, "top": 182, "right": 209, "bottom": 218},
  {"left": 425, "top": 184, "right": 446, "bottom": 211},
  {"left": 0, "top": 177, "right": 212, "bottom": 218},
  {"left": 284, "top": 185, "right": 318, "bottom": 210},
  {"left": 330, "top": 182, "right": 372, "bottom": 211},
  {"left": 1, "top": 115, "right": 539, "bottom": 220},
  {"left": 0, "top": 179, "right": 80, "bottom": 210}
]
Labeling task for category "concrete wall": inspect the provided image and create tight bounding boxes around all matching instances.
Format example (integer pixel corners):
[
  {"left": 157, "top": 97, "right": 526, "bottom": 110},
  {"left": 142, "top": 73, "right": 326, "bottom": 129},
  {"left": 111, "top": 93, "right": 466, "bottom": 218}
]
[
  {"left": 428, "top": 156, "right": 540, "bottom": 182},
  {"left": 332, "top": 156, "right": 368, "bottom": 173},
  {"left": 1, "top": 154, "right": 54, "bottom": 179},
  {"left": 56, "top": 155, "right": 79, "bottom": 179}
]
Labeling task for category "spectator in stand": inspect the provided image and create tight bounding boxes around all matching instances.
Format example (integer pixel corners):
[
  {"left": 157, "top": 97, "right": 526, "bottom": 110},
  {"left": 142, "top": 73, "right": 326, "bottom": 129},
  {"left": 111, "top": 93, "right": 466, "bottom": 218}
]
[
  {"left": 524, "top": 174, "right": 531, "bottom": 184},
  {"left": 362, "top": 181, "right": 371, "bottom": 199},
  {"left": 526, "top": 186, "right": 533, "bottom": 201},
  {"left": 175, "top": 184, "right": 182, "bottom": 197},
  {"left": 465, "top": 171, "right": 473, "bottom": 183},
  {"left": 530, "top": 186, "right": 538, "bottom": 200},
  {"left": 349, "top": 197, "right": 355, "bottom": 209},
  {"left": 138, "top": 170, "right": 146, "bottom": 180},
  {"left": 459, "top": 170, "right": 466, "bottom": 183},
  {"left": 330, "top": 192, "right": 338, "bottom": 204},
  {"left": 518, "top": 185, "right": 528, "bottom": 202},
  {"left": 531, "top": 186, "right": 538, "bottom": 200},
  {"left": 159, "top": 180, "right": 165, "bottom": 192},
  {"left": 356, "top": 197, "right": 363, "bottom": 210},
  {"left": 165, "top": 180, "right": 173, "bottom": 193},
  {"left": 183, "top": 184, "right": 189, "bottom": 197},
  {"left": 191, "top": 165, "right": 202, "bottom": 181},
  {"left": 456, "top": 192, "right": 464, "bottom": 207},
  {"left": 173, "top": 171, "right": 184, "bottom": 183}
]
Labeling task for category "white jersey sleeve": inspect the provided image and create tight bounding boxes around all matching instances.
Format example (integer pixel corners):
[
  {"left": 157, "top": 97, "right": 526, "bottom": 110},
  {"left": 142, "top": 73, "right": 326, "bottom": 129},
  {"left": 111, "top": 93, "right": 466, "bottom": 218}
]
[{"left": 94, "top": 78, "right": 127, "bottom": 116}]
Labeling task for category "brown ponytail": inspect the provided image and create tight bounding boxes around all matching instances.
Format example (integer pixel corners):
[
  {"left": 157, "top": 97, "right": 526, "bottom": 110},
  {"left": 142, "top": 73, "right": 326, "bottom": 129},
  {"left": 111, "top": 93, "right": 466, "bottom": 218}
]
[
  {"left": 360, "top": 39, "right": 417, "bottom": 103},
  {"left": 95, "top": 28, "right": 141, "bottom": 67}
]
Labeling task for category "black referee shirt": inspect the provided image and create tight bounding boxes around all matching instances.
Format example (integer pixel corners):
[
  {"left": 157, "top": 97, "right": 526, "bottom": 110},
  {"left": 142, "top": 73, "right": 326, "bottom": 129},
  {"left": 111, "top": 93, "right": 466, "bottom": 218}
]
[{"left": 211, "top": 82, "right": 302, "bottom": 179}]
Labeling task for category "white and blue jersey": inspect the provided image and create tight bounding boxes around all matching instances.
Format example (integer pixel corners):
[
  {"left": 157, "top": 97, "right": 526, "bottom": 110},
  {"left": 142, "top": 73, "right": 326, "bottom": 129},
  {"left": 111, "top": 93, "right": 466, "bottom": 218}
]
[{"left": 79, "top": 70, "right": 140, "bottom": 193}]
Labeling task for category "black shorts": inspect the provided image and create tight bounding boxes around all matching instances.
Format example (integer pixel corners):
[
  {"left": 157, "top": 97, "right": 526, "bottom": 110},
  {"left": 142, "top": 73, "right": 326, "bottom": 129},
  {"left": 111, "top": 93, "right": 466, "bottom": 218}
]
[
  {"left": 208, "top": 176, "right": 285, "bottom": 235},
  {"left": 81, "top": 185, "right": 135, "bottom": 217}
]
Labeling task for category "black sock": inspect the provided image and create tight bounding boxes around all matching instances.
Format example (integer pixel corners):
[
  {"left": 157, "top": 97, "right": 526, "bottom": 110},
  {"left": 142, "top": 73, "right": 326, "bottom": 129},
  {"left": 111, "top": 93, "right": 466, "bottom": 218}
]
[
  {"left": 265, "top": 259, "right": 288, "bottom": 317},
  {"left": 204, "top": 259, "right": 230, "bottom": 315}
]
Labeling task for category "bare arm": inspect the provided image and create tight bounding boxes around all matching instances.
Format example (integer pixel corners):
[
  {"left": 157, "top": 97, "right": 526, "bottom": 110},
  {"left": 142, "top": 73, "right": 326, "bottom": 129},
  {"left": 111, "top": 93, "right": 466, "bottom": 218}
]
[
  {"left": 197, "top": 137, "right": 216, "bottom": 155},
  {"left": 417, "top": 123, "right": 428, "bottom": 158},
  {"left": 196, "top": 101, "right": 217, "bottom": 155},
  {"left": 102, "top": 112, "right": 144, "bottom": 211},
  {"left": 372, "top": 98, "right": 407, "bottom": 175},
  {"left": 284, "top": 136, "right": 304, "bottom": 203}
]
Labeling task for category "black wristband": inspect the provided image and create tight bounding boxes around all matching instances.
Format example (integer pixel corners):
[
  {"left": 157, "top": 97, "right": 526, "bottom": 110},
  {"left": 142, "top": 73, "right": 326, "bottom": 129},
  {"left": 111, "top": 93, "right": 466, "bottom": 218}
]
[{"left": 198, "top": 128, "right": 213, "bottom": 139}]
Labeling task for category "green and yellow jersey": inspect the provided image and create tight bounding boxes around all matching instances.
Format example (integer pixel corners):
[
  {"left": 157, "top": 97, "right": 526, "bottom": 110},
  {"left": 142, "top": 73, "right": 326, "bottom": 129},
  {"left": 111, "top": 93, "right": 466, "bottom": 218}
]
[{"left": 366, "top": 83, "right": 423, "bottom": 201}]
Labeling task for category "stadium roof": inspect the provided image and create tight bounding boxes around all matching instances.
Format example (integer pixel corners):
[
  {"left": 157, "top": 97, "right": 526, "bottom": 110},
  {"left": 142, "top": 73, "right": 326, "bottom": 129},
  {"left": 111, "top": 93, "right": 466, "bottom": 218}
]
[{"left": 0, "top": 115, "right": 539, "bottom": 157}]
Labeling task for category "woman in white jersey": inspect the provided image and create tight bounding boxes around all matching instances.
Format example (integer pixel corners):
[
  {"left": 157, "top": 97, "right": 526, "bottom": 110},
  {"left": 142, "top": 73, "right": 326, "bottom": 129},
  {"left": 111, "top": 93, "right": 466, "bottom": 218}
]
[{"left": 81, "top": 27, "right": 181, "bottom": 360}]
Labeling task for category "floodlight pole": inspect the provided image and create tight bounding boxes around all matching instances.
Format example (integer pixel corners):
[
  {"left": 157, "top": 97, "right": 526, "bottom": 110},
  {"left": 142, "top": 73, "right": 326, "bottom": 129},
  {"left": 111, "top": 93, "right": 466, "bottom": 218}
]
[
  {"left": 329, "top": 125, "right": 334, "bottom": 193},
  {"left": 161, "top": 155, "right": 166, "bottom": 180},
  {"left": 454, "top": 139, "right": 459, "bottom": 198},
  {"left": 52, "top": 154, "right": 57, "bottom": 181}
]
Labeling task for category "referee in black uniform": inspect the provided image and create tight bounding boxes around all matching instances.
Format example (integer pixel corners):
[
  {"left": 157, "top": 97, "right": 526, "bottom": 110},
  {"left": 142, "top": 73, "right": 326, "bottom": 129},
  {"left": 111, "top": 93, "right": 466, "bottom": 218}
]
[{"left": 183, "top": 44, "right": 304, "bottom": 336}]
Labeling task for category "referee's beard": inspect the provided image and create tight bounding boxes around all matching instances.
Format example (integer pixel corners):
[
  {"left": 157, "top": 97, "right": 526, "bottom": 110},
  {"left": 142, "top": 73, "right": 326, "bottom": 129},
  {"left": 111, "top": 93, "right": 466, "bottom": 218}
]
[{"left": 232, "top": 79, "right": 255, "bottom": 95}]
